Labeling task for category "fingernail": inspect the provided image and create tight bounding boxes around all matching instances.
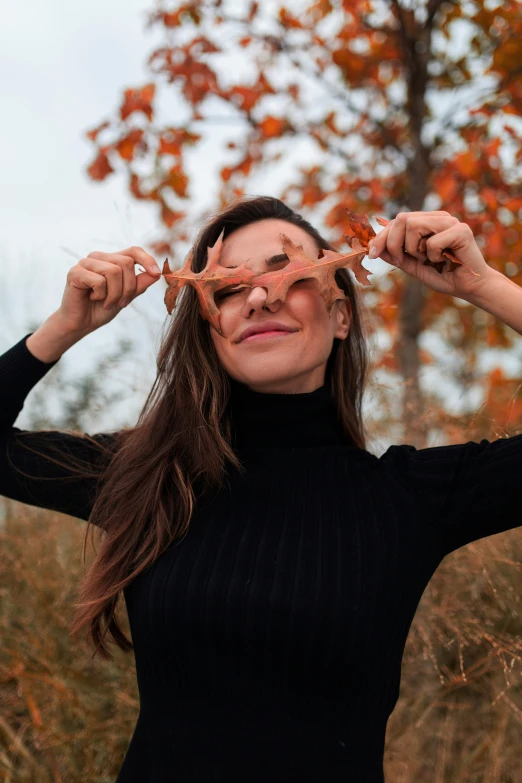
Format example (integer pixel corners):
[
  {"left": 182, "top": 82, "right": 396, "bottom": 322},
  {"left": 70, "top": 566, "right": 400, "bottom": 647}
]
[
  {"left": 152, "top": 265, "right": 161, "bottom": 275},
  {"left": 368, "top": 246, "right": 379, "bottom": 258},
  {"left": 120, "top": 299, "right": 130, "bottom": 308}
]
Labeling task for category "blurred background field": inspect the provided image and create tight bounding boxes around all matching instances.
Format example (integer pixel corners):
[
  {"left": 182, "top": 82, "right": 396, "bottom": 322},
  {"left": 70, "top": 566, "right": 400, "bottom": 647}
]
[{"left": 2, "top": 0, "right": 522, "bottom": 780}]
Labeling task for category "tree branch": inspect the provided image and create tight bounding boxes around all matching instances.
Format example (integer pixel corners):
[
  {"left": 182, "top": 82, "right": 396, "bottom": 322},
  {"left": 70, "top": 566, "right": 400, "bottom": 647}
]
[
  {"left": 218, "top": 12, "right": 405, "bottom": 155},
  {"left": 426, "top": 0, "right": 455, "bottom": 28}
]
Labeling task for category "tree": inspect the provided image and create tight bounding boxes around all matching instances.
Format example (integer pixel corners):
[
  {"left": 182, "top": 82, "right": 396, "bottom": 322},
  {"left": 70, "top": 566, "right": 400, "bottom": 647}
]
[{"left": 85, "top": 0, "right": 522, "bottom": 447}]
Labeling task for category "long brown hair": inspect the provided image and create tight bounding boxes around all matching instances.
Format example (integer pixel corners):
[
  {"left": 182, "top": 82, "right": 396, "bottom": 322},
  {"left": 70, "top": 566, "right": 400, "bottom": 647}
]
[{"left": 13, "top": 196, "right": 372, "bottom": 661}]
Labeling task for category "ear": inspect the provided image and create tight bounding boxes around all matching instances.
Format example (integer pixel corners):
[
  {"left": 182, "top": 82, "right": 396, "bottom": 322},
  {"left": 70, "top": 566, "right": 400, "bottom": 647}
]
[{"left": 334, "top": 297, "right": 351, "bottom": 340}]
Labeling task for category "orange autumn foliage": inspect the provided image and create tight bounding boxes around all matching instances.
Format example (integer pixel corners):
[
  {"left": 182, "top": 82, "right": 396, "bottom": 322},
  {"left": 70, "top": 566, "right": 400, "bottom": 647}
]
[{"left": 84, "top": 0, "right": 522, "bottom": 441}]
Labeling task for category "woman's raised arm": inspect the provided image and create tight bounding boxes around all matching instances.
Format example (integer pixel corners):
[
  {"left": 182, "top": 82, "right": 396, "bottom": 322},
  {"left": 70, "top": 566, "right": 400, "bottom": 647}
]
[{"left": 1, "top": 245, "right": 162, "bottom": 522}]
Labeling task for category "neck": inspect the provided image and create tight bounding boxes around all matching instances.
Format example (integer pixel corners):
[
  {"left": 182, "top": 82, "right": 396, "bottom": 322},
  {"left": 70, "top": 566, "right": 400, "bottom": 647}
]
[
  {"left": 237, "top": 374, "right": 326, "bottom": 396},
  {"left": 228, "top": 378, "right": 351, "bottom": 450}
]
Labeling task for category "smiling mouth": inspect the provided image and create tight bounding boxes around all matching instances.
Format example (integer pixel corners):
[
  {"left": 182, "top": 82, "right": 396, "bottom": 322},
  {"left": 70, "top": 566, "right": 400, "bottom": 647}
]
[{"left": 241, "top": 330, "right": 297, "bottom": 343}]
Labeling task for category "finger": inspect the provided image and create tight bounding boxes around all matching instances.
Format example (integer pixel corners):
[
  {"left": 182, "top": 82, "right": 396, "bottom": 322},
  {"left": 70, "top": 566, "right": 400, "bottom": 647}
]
[
  {"left": 404, "top": 228, "right": 431, "bottom": 262},
  {"left": 424, "top": 224, "right": 469, "bottom": 264},
  {"left": 117, "top": 246, "right": 162, "bottom": 278},
  {"left": 368, "top": 222, "right": 393, "bottom": 259},
  {"left": 86, "top": 252, "right": 138, "bottom": 306},
  {"left": 79, "top": 257, "right": 124, "bottom": 309},
  {"left": 369, "top": 231, "right": 418, "bottom": 268},
  {"left": 370, "top": 215, "right": 453, "bottom": 264},
  {"left": 134, "top": 267, "right": 162, "bottom": 298},
  {"left": 68, "top": 267, "right": 108, "bottom": 300},
  {"left": 385, "top": 219, "right": 407, "bottom": 264},
  {"left": 386, "top": 254, "right": 420, "bottom": 277},
  {"left": 403, "top": 215, "right": 457, "bottom": 261}
]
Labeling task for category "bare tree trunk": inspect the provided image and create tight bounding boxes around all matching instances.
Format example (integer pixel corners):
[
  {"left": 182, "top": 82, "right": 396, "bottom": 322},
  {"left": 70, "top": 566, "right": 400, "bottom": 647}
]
[
  {"left": 398, "top": 279, "right": 426, "bottom": 446},
  {"left": 393, "top": 5, "right": 440, "bottom": 447}
]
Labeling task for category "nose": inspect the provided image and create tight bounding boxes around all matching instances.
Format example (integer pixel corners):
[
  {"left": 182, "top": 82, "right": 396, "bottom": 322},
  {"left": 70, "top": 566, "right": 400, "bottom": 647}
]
[{"left": 242, "top": 285, "right": 280, "bottom": 313}]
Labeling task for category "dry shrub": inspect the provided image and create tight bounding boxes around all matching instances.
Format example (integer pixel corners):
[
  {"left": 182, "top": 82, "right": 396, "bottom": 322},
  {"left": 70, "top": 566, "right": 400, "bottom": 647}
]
[
  {"left": 0, "top": 502, "right": 138, "bottom": 783},
  {"left": 385, "top": 529, "right": 522, "bottom": 782}
]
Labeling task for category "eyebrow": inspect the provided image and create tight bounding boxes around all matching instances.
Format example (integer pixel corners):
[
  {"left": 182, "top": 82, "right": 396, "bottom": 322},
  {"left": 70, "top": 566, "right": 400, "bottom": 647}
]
[{"left": 224, "top": 253, "right": 289, "bottom": 270}]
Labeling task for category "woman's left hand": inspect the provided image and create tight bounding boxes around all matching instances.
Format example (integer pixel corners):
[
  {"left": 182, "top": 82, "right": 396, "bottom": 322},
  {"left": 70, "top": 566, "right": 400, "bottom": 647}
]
[{"left": 367, "top": 211, "right": 495, "bottom": 299}]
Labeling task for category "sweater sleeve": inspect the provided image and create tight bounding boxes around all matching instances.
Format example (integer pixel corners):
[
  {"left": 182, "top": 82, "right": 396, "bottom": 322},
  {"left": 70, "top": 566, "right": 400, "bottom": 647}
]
[
  {"left": 380, "top": 434, "right": 522, "bottom": 555},
  {"left": 0, "top": 333, "right": 118, "bottom": 523}
]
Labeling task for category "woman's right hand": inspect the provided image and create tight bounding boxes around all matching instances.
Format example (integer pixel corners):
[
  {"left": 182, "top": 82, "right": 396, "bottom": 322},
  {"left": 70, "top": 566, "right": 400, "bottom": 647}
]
[{"left": 57, "top": 247, "right": 163, "bottom": 334}]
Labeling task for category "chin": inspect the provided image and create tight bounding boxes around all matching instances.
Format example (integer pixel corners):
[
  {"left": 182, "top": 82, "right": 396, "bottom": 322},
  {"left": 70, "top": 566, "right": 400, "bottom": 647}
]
[
  {"left": 228, "top": 356, "right": 322, "bottom": 390},
  {"left": 233, "top": 367, "right": 299, "bottom": 387}
]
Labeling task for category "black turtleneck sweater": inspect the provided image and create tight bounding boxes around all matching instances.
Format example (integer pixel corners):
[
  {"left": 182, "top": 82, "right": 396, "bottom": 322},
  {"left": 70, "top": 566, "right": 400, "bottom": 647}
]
[{"left": 2, "top": 333, "right": 522, "bottom": 782}]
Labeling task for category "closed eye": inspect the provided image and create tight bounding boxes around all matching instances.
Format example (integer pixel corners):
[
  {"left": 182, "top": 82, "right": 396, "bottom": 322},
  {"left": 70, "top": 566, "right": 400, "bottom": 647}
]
[
  {"left": 215, "top": 286, "right": 247, "bottom": 300},
  {"left": 216, "top": 278, "right": 309, "bottom": 301}
]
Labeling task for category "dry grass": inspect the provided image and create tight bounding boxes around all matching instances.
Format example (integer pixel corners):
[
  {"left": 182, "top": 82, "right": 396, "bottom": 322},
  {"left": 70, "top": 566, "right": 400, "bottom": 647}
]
[
  {"left": 0, "top": 502, "right": 138, "bottom": 783},
  {"left": 1, "top": 494, "right": 521, "bottom": 781},
  {"left": 385, "top": 530, "right": 522, "bottom": 782}
]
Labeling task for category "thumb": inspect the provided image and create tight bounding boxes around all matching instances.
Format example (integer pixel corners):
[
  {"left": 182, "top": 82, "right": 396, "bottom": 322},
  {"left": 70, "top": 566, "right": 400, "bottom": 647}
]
[
  {"left": 135, "top": 269, "right": 163, "bottom": 297},
  {"left": 384, "top": 254, "right": 418, "bottom": 276}
]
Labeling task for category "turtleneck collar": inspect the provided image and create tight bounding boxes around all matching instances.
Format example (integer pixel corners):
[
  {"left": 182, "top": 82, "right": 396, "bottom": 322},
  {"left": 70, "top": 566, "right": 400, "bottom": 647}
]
[{"left": 228, "top": 378, "right": 352, "bottom": 450}]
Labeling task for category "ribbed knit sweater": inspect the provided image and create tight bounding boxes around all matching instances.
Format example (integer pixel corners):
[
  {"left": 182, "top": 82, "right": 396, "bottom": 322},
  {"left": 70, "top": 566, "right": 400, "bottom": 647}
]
[{"left": 1, "top": 333, "right": 522, "bottom": 782}]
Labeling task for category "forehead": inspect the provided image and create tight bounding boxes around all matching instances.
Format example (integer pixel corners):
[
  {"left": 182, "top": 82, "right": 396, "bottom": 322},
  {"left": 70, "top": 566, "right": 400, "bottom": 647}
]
[{"left": 219, "top": 219, "right": 318, "bottom": 266}]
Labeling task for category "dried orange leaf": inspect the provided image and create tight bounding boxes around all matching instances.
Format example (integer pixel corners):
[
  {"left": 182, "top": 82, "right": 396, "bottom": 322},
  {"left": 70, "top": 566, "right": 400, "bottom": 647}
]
[
  {"left": 160, "top": 211, "right": 393, "bottom": 334},
  {"left": 253, "top": 233, "right": 369, "bottom": 311},
  {"left": 162, "top": 229, "right": 256, "bottom": 335},
  {"left": 344, "top": 210, "right": 377, "bottom": 246}
]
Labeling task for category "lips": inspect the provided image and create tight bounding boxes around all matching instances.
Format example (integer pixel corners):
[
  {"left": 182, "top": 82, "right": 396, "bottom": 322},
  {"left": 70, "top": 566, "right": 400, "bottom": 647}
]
[
  {"left": 238, "top": 321, "right": 299, "bottom": 343},
  {"left": 242, "top": 330, "right": 294, "bottom": 343}
]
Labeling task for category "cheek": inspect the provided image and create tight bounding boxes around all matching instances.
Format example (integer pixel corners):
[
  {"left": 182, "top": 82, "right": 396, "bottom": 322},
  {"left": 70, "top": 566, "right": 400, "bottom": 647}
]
[
  {"left": 209, "top": 322, "right": 229, "bottom": 355},
  {"left": 211, "top": 309, "right": 237, "bottom": 354},
  {"left": 291, "top": 288, "right": 330, "bottom": 324},
  {"left": 210, "top": 331, "right": 234, "bottom": 374}
]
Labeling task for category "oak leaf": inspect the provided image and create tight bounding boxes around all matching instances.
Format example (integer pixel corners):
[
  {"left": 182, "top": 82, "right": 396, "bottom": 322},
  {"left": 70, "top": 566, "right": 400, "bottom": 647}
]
[
  {"left": 120, "top": 84, "right": 155, "bottom": 121},
  {"left": 161, "top": 211, "right": 374, "bottom": 336},
  {"left": 254, "top": 235, "right": 370, "bottom": 309},
  {"left": 259, "top": 116, "right": 286, "bottom": 138},
  {"left": 86, "top": 121, "right": 110, "bottom": 143},
  {"left": 87, "top": 149, "right": 114, "bottom": 181},
  {"left": 162, "top": 230, "right": 256, "bottom": 335},
  {"left": 116, "top": 129, "right": 145, "bottom": 161}
]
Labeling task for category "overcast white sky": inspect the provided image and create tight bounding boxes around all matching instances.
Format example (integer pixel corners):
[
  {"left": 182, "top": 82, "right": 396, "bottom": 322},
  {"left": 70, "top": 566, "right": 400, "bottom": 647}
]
[{"left": 0, "top": 0, "right": 163, "bottom": 328}]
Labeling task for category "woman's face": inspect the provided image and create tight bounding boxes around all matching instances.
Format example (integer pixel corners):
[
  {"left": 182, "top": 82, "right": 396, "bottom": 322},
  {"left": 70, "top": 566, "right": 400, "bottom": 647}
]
[{"left": 209, "top": 219, "right": 351, "bottom": 394}]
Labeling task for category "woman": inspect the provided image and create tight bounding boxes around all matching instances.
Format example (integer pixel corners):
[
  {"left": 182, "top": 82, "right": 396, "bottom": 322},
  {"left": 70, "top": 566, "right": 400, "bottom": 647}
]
[{"left": 1, "top": 195, "right": 521, "bottom": 782}]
